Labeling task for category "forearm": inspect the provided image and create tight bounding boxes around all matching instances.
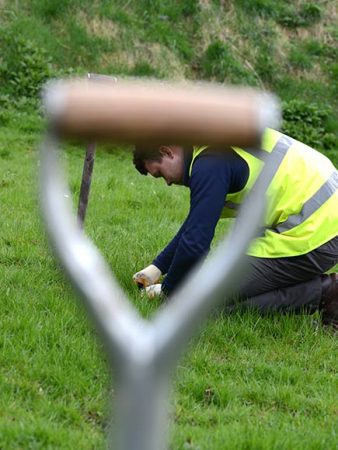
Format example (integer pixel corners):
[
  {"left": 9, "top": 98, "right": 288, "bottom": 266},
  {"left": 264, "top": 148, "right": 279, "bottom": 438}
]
[
  {"left": 161, "top": 231, "right": 210, "bottom": 296},
  {"left": 152, "top": 220, "right": 187, "bottom": 274}
]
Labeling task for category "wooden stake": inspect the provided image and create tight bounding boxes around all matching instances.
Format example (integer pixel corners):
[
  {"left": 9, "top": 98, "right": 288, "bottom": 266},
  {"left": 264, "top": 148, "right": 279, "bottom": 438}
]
[{"left": 77, "top": 142, "right": 96, "bottom": 228}]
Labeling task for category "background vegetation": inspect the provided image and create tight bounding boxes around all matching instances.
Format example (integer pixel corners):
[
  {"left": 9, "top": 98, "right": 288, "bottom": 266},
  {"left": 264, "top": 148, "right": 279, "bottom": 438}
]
[
  {"left": 0, "top": 0, "right": 337, "bottom": 448},
  {"left": 1, "top": 0, "right": 337, "bottom": 151}
]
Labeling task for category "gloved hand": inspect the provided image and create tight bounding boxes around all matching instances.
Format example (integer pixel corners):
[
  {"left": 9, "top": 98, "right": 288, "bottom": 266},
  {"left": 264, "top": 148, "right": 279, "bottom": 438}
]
[
  {"left": 145, "top": 284, "right": 163, "bottom": 300},
  {"left": 133, "top": 264, "right": 162, "bottom": 288}
]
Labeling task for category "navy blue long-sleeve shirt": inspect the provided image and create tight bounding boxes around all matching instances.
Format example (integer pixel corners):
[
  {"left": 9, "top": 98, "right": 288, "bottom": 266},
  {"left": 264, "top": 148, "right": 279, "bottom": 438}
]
[{"left": 153, "top": 148, "right": 249, "bottom": 296}]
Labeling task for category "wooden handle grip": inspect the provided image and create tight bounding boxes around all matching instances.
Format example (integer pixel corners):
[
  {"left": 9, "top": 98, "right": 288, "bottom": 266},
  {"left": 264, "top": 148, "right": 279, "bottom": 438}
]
[{"left": 43, "top": 79, "right": 280, "bottom": 146}]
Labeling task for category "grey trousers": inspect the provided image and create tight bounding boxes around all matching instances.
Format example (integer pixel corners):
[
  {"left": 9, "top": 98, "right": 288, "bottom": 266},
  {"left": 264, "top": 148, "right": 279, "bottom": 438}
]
[{"left": 231, "top": 235, "right": 338, "bottom": 314}]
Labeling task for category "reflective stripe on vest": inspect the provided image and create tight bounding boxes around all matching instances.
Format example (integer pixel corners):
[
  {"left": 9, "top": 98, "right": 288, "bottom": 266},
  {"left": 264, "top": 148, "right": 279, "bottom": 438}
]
[
  {"left": 276, "top": 170, "right": 338, "bottom": 233},
  {"left": 223, "top": 134, "right": 293, "bottom": 211},
  {"left": 257, "top": 134, "right": 293, "bottom": 185}
]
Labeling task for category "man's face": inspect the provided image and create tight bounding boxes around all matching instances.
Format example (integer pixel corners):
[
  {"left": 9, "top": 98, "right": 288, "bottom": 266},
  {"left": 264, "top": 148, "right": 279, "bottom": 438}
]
[{"left": 144, "top": 146, "right": 185, "bottom": 186}]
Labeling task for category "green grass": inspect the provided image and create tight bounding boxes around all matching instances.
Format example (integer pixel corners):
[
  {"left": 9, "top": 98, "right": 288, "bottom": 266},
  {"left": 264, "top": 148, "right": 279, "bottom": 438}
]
[
  {"left": 0, "top": 111, "right": 337, "bottom": 449},
  {"left": 0, "top": 116, "right": 108, "bottom": 448},
  {"left": 0, "top": 0, "right": 338, "bottom": 447}
]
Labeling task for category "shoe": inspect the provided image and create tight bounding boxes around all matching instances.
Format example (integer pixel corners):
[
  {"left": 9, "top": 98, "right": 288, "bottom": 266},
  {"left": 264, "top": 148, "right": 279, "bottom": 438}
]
[{"left": 320, "top": 274, "right": 338, "bottom": 331}]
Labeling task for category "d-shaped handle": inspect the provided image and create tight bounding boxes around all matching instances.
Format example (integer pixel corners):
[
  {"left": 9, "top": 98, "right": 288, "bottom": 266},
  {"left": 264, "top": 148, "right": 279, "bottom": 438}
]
[
  {"left": 40, "top": 78, "right": 281, "bottom": 450},
  {"left": 43, "top": 78, "right": 280, "bottom": 146}
]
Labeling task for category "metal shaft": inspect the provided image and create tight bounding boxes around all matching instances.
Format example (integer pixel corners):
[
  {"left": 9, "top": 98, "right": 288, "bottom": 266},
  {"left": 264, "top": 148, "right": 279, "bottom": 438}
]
[
  {"left": 113, "top": 365, "right": 170, "bottom": 450},
  {"left": 40, "top": 77, "right": 281, "bottom": 450}
]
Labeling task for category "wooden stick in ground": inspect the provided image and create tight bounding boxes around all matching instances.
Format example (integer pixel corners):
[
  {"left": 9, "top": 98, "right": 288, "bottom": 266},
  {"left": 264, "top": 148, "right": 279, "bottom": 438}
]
[
  {"left": 77, "top": 73, "right": 117, "bottom": 229},
  {"left": 77, "top": 142, "right": 96, "bottom": 228}
]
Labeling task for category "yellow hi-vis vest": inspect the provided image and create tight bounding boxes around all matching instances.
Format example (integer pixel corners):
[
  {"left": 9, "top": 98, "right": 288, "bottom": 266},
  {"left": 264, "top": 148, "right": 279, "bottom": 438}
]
[{"left": 190, "top": 128, "right": 338, "bottom": 258}]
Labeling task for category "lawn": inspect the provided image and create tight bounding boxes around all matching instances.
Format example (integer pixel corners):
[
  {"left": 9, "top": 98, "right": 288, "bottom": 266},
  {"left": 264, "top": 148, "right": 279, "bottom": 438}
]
[
  {"left": 0, "top": 1, "right": 337, "bottom": 446},
  {"left": 0, "top": 110, "right": 337, "bottom": 449}
]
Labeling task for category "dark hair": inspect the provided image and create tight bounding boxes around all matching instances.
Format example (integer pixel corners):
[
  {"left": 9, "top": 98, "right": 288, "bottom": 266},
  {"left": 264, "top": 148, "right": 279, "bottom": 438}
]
[{"left": 133, "top": 144, "right": 163, "bottom": 175}]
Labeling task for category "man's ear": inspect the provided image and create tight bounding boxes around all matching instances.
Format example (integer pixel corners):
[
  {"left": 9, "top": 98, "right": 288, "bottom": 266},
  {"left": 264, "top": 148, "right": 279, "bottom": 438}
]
[{"left": 159, "top": 146, "right": 174, "bottom": 159}]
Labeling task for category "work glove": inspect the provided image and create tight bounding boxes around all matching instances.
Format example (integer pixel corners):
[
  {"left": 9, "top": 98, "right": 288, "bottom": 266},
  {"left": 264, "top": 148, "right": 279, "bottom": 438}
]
[
  {"left": 145, "top": 284, "right": 163, "bottom": 300},
  {"left": 133, "top": 264, "right": 162, "bottom": 288}
]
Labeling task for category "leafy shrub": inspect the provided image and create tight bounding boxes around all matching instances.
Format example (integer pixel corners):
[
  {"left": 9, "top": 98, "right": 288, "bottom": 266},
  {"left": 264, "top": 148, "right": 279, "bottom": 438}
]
[
  {"left": 201, "top": 40, "right": 258, "bottom": 85},
  {"left": 0, "top": 36, "right": 53, "bottom": 100},
  {"left": 282, "top": 100, "right": 336, "bottom": 151}
]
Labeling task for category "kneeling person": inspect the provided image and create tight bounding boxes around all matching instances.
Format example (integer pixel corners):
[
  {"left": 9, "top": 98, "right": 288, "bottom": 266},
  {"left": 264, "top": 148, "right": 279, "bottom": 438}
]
[{"left": 132, "top": 129, "right": 338, "bottom": 329}]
